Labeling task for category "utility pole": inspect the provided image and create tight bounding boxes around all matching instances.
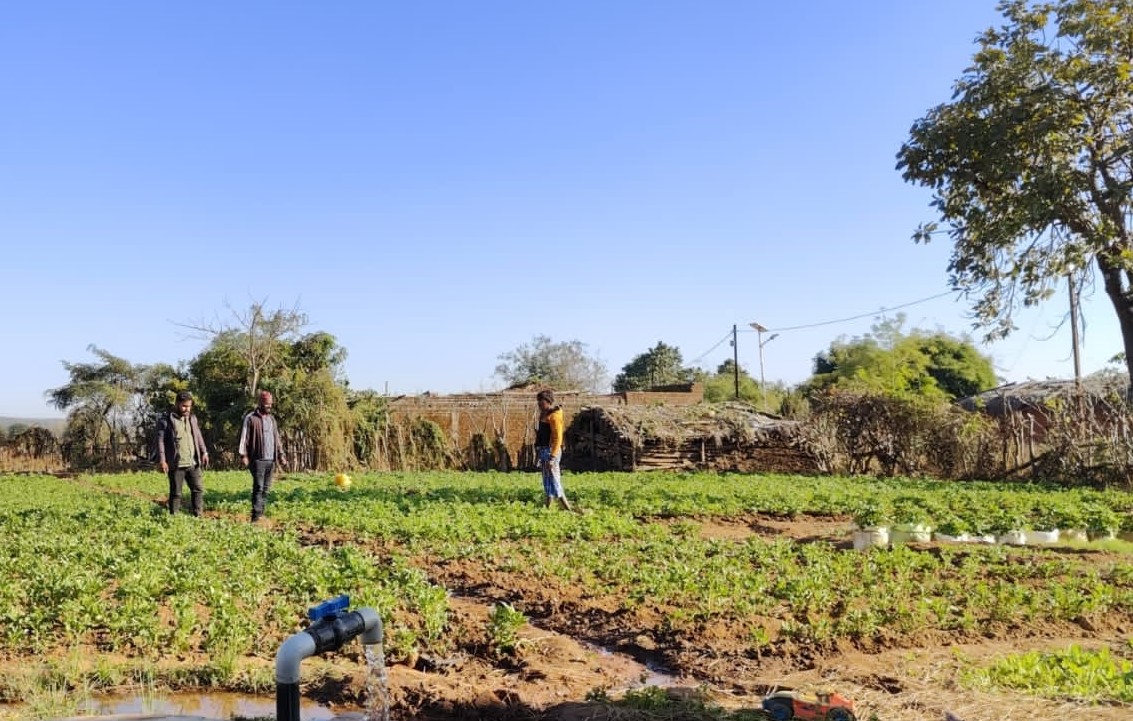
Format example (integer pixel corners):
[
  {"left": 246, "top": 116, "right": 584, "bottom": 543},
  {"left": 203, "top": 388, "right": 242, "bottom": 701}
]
[
  {"left": 1068, "top": 274, "right": 1082, "bottom": 385},
  {"left": 732, "top": 324, "right": 740, "bottom": 400}
]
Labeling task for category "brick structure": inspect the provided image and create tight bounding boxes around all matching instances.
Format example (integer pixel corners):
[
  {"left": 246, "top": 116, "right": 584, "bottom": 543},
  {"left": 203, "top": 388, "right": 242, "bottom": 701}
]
[{"left": 387, "top": 383, "right": 704, "bottom": 470}]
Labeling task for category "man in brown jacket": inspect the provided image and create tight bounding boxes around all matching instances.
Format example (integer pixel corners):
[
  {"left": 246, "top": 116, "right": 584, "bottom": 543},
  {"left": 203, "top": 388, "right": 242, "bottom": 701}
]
[
  {"left": 155, "top": 390, "right": 210, "bottom": 516},
  {"left": 238, "top": 390, "right": 286, "bottom": 522}
]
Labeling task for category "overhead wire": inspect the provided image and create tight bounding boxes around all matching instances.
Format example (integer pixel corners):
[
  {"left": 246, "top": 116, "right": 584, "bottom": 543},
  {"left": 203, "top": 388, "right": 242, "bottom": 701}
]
[
  {"left": 688, "top": 330, "right": 735, "bottom": 366},
  {"left": 741, "top": 291, "right": 955, "bottom": 333},
  {"left": 684, "top": 289, "right": 951, "bottom": 365}
]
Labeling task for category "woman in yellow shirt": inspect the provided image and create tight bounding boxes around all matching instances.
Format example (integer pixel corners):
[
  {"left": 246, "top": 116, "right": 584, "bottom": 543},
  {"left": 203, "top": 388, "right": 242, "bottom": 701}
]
[{"left": 534, "top": 389, "right": 575, "bottom": 511}]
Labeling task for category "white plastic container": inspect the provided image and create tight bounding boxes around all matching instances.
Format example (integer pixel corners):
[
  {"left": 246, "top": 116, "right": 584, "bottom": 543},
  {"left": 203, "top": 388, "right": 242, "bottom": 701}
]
[
  {"left": 934, "top": 532, "right": 970, "bottom": 543},
  {"left": 890, "top": 523, "right": 932, "bottom": 545},
  {"left": 852, "top": 527, "right": 889, "bottom": 551},
  {"left": 1025, "top": 529, "right": 1060, "bottom": 545},
  {"left": 997, "top": 530, "right": 1027, "bottom": 546}
]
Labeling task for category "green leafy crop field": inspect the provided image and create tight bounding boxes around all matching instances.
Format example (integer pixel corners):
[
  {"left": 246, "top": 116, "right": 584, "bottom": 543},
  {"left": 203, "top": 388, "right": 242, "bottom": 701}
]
[{"left": 2, "top": 470, "right": 1131, "bottom": 721}]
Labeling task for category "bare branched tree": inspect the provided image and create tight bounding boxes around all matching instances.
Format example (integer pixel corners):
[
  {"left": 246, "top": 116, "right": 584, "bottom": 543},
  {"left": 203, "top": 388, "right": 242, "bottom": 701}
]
[{"left": 178, "top": 299, "right": 307, "bottom": 401}]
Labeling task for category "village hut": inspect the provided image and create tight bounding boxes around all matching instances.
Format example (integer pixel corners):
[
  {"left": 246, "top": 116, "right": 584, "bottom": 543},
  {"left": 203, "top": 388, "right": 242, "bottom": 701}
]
[
  {"left": 956, "top": 371, "right": 1131, "bottom": 479},
  {"left": 956, "top": 372, "right": 1129, "bottom": 417},
  {"left": 564, "top": 402, "right": 820, "bottom": 473}
]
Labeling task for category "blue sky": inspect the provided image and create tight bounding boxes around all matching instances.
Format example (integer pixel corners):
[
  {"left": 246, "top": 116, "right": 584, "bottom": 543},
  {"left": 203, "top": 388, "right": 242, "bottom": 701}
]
[{"left": 1, "top": 1, "right": 1122, "bottom": 417}]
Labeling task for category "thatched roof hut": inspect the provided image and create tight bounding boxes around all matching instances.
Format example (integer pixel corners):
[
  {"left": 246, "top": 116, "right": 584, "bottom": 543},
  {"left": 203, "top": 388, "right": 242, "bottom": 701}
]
[
  {"left": 564, "top": 402, "right": 819, "bottom": 473},
  {"left": 957, "top": 372, "right": 1129, "bottom": 416}
]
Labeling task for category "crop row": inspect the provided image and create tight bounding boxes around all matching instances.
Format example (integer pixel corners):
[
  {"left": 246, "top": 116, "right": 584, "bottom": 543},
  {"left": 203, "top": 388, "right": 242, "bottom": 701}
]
[
  {"left": 0, "top": 476, "right": 448, "bottom": 669},
  {"left": 90, "top": 471, "right": 1133, "bottom": 650}
]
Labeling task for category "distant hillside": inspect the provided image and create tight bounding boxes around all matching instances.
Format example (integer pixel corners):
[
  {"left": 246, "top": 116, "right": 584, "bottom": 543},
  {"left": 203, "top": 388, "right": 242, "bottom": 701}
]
[{"left": 0, "top": 416, "right": 66, "bottom": 436}]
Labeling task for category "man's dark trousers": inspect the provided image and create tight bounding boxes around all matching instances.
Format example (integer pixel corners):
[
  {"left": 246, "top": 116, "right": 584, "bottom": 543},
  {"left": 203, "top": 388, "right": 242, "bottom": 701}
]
[
  {"left": 250, "top": 459, "right": 275, "bottom": 521},
  {"left": 168, "top": 466, "right": 204, "bottom": 516}
]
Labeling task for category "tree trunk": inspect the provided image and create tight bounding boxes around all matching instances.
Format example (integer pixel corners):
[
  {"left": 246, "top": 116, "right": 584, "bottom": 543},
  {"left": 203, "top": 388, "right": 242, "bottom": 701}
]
[{"left": 1097, "top": 253, "right": 1133, "bottom": 402}]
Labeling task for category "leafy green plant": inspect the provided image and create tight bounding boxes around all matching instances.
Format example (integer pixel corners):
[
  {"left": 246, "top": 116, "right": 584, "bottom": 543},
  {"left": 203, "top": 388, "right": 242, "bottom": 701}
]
[
  {"left": 963, "top": 645, "right": 1133, "bottom": 703},
  {"left": 5, "top": 469, "right": 1133, "bottom": 710},
  {"left": 891, "top": 496, "right": 931, "bottom": 527},
  {"left": 486, "top": 602, "right": 527, "bottom": 658},
  {"left": 987, "top": 506, "right": 1028, "bottom": 535},
  {"left": 933, "top": 513, "right": 970, "bottom": 537},
  {"left": 1084, "top": 504, "right": 1121, "bottom": 536},
  {"left": 1053, "top": 504, "right": 1086, "bottom": 532},
  {"left": 1029, "top": 504, "right": 1062, "bottom": 532},
  {"left": 853, "top": 499, "right": 891, "bottom": 529}
]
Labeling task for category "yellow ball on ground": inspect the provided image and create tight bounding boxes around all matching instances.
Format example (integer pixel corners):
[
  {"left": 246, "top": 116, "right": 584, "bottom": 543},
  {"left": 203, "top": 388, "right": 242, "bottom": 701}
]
[{"left": 334, "top": 473, "right": 352, "bottom": 489}]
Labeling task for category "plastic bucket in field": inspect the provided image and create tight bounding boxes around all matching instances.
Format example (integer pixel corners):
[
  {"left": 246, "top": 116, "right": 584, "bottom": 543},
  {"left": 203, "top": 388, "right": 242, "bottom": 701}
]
[
  {"left": 1024, "top": 529, "right": 1060, "bottom": 545},
  {"left": 890, "top": 523, "right": 932, "bottom": 545},
  {"left": 997, "top": 530, "right": 1027, "bottom": 545},
  {"left": 852, "top": 527, "right": 889, "bottom": 551}
]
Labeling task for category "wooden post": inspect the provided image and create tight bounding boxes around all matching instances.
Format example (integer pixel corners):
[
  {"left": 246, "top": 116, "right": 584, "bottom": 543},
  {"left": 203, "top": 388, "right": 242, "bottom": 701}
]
[{"left": 591, "top": 408, "right": 598, "bottom": 471}]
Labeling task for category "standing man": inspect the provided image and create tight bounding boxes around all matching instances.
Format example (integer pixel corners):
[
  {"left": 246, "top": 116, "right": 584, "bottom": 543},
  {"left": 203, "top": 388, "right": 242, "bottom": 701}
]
[
  {"left": 156, "top": 390, "right": 209, "bottom": 516},
  {"left": 238, "top": 390, "right": 286, "bottom": 522},
  {"left": 534, "top": 389, "right": 575, "bottom": 511}
]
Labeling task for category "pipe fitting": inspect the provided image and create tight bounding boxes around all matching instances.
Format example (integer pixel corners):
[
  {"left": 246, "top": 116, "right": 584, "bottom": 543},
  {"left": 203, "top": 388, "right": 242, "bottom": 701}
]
[
  {"left": 275, "top": 602, "right": 383, "bottom": 689},
  {"left": 275, "top": 598, "right": 384, "bottom": 721}
]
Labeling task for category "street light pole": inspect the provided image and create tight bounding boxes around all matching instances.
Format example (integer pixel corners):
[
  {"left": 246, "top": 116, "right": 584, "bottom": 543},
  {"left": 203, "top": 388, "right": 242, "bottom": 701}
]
[
  {"left": 750, "top": 323, "right": 769, "bottom": 387},
  {"left": 749, "top": 322, "right": 779, "bottom": 411},
  {"left": 732, "top": 324, "right": 739, "bottom": 400}
]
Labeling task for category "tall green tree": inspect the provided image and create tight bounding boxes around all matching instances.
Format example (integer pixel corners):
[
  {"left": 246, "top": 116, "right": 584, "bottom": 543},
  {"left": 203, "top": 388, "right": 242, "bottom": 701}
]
[
  {"left": 897, "top": 0, "right": 1133, "bottom": 390},
  {"left": 187, "top": 333, "right": 251, "bottom": 461},
  {"left": 701, "top": 359, "right": 760, "bottom": 403},
  {"left": 613, "top": 341, "right": 693, "bottom": 392},
  {"left": 807, "top": 316, "right": 997, "bottom": 401},
  {"left": 494, "top": 335, "right": 609, "bottom": 393},
  {"left": 187, "top": 329, "right": 356, "bottom": 468},
  {"left": 47, "top": 346, "right": 150, "bottom": 465},
  {"left": 274, "top": 332, "right": 354, "bottom": 469}
]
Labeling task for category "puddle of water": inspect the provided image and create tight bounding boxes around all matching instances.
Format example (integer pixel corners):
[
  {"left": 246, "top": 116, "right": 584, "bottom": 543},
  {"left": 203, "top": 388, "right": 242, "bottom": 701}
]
[
  {"left": 79, "top": 691, "right": 336, "bottom": 720},
  {"left": 587, "top": 642, "right": 682, "bottom": 688}
]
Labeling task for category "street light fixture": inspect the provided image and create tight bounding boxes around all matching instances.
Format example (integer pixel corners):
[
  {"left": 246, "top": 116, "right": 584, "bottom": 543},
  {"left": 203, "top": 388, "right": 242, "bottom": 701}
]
[{"left": 749, "top": 322, "right": 778, "bottom": 388}]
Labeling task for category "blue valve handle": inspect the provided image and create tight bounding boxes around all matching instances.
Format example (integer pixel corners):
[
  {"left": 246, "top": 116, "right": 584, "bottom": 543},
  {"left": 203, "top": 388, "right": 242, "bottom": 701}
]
[{"left": 307, "top": 594, "right": 350, "bottom": 622}]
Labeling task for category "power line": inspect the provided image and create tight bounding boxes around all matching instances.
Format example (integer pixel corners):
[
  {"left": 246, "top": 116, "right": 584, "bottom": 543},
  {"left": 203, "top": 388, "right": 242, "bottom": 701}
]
[
  {"left": 687, "top": 290, "right": 957, "bottom": 368},
  {"left": 688, "top": 330, "right": 734, "bottom": 365},
  {"left": 743, "top": 291, "right": 955, "bottom": 334}
]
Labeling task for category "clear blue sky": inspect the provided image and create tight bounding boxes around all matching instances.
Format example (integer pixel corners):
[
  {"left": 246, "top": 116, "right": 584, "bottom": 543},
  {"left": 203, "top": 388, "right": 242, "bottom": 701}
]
[{"left": 1, "top": 1, "right": 1122, "bottom": 418}]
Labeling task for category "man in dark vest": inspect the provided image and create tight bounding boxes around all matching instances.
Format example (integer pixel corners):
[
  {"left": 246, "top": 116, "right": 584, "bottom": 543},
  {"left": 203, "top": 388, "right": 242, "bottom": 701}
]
[
  {"left": 238, "top": 390, "right": 287, "bottom": 522},
  {"left": 155, "top": 390, "right": 209, "bottom": 516}
]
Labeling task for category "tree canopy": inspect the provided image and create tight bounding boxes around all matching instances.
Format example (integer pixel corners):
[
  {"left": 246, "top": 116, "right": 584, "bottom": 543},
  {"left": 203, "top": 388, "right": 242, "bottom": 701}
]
[
  {"left": 613, "top": 341, "right": 694, "bottom": 392},
  {"left": 47, "top": 346, "right": 155, "bottom": 465},
  {"left": 897, "top": 0, "right": 1133, "bottom": 389},
  {"left": 806, "top": 316, "right": 998, "bottom": 401},
  {"left": 494, "top": 335, "right": 608, "bottom": 393},
  {"left": 180, "top": 300, "right": 307, "bottom": 402}
]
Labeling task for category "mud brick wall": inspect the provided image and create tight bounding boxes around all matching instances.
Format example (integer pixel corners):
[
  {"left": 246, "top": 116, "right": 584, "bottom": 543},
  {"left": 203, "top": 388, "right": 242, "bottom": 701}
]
[{"left": 388, "top": 385, "right": 704, "bottom": 470}]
